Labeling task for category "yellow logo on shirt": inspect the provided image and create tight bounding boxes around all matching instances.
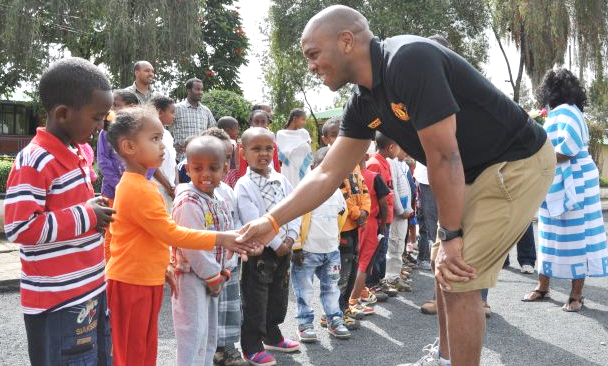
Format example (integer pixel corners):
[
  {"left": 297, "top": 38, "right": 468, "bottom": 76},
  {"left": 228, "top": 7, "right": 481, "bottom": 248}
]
[
  {"left": 368, "top": 118, "right": 382, "bottom": 129},
  {"left": 205, "top": 212, "right": 214, "bottom": 227},
  {"left": 391, "top": 103, "right": 410, "bottom": 121}
]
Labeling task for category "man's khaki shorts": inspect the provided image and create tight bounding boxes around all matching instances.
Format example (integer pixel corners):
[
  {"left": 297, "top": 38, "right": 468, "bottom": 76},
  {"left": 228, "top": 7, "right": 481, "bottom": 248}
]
[{"left": 431, "top": 139, "right": 555, "bottom": 292}]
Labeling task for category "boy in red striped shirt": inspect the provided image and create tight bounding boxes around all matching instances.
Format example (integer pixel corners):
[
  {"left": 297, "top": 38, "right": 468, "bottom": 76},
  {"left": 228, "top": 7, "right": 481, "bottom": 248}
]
[{"left": 3, "top": 57, "right": 115, "bottom": 365}]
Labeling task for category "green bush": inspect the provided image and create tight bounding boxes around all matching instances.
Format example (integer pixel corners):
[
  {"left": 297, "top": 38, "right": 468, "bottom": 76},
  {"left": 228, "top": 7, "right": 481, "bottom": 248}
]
[
  {"left": 0, "top": 160, "right": 14, "bottom": 193},
  {"left": 201, "top": 89, "right": 252, "bottom": 131},
  {"left": 600, "top": 176, "right": 608, "bottom": 188}
]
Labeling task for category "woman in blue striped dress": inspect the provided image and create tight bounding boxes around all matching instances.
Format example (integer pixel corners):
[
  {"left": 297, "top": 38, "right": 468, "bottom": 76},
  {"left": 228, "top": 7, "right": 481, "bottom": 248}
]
[{"left": 522, "top": 69, "right": 608, "bottom": 311}]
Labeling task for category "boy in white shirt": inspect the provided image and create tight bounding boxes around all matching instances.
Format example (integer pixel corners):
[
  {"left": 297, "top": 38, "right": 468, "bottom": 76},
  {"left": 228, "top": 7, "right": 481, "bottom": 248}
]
[{"left": 291, "top": 147, "right": 351, "bottom": 343}]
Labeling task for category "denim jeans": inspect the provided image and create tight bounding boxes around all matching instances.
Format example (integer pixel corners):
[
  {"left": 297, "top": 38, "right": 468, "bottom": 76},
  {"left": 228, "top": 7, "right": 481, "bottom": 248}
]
[
  {"left": 291, "top": 250, "right": 343, "bottom": 325},
  {"left": 417, "top": 183, "right": 438, "bottom": 262},
  {"left": 24, "top": 291, "right": 112, "bottom": 366},
  {"left": 504, "top": 223, "right": 536, "bottom": 267}
]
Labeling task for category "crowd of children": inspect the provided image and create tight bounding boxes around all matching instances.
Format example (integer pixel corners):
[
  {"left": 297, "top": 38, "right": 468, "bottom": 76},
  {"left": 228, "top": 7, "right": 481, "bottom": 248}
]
[{"left": 5, "top": 57, "right": 431, "bottom": 366}]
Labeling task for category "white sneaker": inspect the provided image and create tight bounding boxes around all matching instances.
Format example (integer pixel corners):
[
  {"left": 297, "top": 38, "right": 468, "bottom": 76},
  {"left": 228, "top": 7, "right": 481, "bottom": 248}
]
[
  {"left": 521, "top": 264, "right": 535, "bottom": 274},
  {"left": 397, "top": 338, "right": 440, "bottom": 366},
  {"left": 420, "top": 260, "right": 432, "bottom": 271}
]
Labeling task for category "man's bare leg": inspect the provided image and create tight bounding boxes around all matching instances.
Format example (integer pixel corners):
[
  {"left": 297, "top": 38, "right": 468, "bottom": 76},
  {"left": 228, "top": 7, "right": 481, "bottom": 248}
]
[
  {"left": 443, "top": 289, "right": 485, "bottom": 365},
  {"left": 435, "top": 281, "right": 450, "bottom": 360}
]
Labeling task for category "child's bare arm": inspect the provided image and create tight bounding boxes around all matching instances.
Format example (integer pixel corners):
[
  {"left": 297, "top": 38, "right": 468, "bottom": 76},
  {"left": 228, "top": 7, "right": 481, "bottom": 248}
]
[{"left": 378, "top": 196, "right": 389, "bottom": 231}]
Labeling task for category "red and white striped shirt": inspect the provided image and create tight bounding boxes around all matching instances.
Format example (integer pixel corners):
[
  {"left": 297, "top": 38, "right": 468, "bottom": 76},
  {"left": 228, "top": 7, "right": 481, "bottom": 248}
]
[{"left": 4, "top": 128, "right": 105, "bottom": 314}]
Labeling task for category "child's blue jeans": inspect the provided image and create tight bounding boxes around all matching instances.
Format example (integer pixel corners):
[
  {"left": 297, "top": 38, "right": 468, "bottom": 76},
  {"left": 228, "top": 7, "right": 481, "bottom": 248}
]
[
  {"left": 23, "top": 291, "right": 112, "bottom": 366},
  {"left": 291, "top": 250, "right": 343, "bottom": 326}
]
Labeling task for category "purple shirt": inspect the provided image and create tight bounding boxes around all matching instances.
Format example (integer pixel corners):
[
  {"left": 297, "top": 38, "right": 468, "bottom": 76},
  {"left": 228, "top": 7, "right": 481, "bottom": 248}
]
[{"left": 97, "top": 130, "right": 154, "bottom": 199}]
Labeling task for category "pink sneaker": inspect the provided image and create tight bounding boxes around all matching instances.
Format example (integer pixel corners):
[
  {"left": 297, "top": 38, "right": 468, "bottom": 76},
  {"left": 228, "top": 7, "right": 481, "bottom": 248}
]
[
  {"left": 264, "top": 338, "right": 300, "bottom": 353},
  {"left": 243, "top": 351, "right": 276, "bottom": 366}
]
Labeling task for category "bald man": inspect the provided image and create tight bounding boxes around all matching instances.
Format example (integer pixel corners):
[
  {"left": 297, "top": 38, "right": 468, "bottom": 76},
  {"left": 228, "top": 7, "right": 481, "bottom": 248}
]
[
  {"left": 238, "top": 5, "right": 555, "bottom": 366},
  {"left": 125, "top": 61, "right": 159, "bottom": 103}
]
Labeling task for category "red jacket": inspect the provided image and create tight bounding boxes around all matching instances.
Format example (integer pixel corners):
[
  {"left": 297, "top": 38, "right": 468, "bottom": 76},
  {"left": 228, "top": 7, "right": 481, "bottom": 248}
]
[{"left": 366, "top": 153, "right": 395, "bottom": 223}]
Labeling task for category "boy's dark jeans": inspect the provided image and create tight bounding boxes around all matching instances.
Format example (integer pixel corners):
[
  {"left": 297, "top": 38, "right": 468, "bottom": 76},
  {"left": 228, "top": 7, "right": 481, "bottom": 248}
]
[
  {"left": 241, "top": 247, "right": 290, "bottom": 353},
  {"left": 366, "top": 228, "right": 389, "bottom": 287},
  {"left": 24, "top": 291, "right": 112, "bottom": 366},
  {"left": 338, "top": 229, "right": 359, "bottom": 311},
  {"left": 504, "top": 223, "right": 537, "bottom": 267},
  {"left": 417, "top": 182, "right": 438, "bottom": 262}
]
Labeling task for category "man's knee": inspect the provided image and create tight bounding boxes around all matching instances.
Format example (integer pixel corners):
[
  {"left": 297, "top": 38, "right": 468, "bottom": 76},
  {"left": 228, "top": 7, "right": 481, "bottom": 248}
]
[{"left": 442, "top": 289, "right": 482, "bottom": 307}]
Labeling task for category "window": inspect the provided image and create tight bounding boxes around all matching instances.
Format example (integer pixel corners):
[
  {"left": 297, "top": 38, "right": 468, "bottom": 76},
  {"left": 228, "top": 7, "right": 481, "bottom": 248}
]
[
  {"left": 0, "top": 105, "right": 15, "bottom": 135},
  {"left": 0, "top": 103, "right": 33, "bottom": 135},
  {"left": 14, "top": 106, "right": 26, "bottom": 135}
]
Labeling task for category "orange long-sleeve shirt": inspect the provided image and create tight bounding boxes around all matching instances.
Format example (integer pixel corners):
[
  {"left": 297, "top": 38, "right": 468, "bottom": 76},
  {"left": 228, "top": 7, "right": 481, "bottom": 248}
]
[{"left": 105, "top": 172, "right": 217, "bottom": 286}]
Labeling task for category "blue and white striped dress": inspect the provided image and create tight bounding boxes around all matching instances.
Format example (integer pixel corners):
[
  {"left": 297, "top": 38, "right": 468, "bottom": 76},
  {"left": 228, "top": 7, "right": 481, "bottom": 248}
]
[{"left": 538, "top": 104, "right": 608, "bottom": 279}]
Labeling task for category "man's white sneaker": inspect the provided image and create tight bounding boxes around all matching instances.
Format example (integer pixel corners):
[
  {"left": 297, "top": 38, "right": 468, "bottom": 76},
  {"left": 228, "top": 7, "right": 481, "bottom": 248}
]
[
  {"left": 397, "top": 338, "right": 441, "bottom": 366},
  {"left": 521, "top": 264, "right": 535, "bottom": 274}
]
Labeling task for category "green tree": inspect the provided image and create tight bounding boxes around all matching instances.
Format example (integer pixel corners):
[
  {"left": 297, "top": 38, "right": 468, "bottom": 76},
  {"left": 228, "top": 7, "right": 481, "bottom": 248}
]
[
  {"left": 0, "top": 0, "right": 248, "bottom": 98},
  {"left": 489, "top": 0, "right": 608, "bottom": 97},
  {"left": 200, "top": 89, "right": 252, "bottom": 129},
  {"left": 263, "top": 0, "right": 490, "bottom": 120}
]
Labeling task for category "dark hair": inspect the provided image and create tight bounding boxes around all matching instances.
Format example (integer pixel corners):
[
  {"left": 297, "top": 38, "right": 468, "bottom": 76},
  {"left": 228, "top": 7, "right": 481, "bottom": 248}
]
[
  {"left": 249, "top": 109, "right": 271, "bottom": 124},
  {"left": 536, "top": 68, "right": 588, "bottom": 111},
  {"left": 185, "top": 77, "right": 203, "bottom": 90},
  {"left": 322, "top": 117, "right": 341, "bottom": 137},
  {"left": 251, "top": 104, "right": 273, "bottom": 123},
  {"left": 133, "top": 60, "right": 151, "bottom": 73},
  {"left": 113, "top": 89, "right": 140, "bottom": 106},
  {"left": 201, "top": 126, "right": 230, "bottom": 142},
  {"left": 186, "top": 135, "right": 227, "bottom": 163},
  {"left": 313, "top": 146, "right": 330, "bottom": 166},
  {"left": 150, "top": 95, "right": 174, "bottom": 111},
  {"left": 375, "top": 131, "right": 395, "bottom": 150},
  {"left": 217, "top": 116, "right": 238, "bottom": 130},
  {"left": 39, "top": 57, "right": 111, "bottom": 112},
  {"left": 284, "top": 108, "right": 306, "bottom": 129},
  {"left": 106, "top": 105, "right": 156, "bottom": 153},
  {"left": 241, "top": 127, "right": 275, "bottom": 147},
  {"left": 428, "top": 34, "right": 450, "bottom": 48}
]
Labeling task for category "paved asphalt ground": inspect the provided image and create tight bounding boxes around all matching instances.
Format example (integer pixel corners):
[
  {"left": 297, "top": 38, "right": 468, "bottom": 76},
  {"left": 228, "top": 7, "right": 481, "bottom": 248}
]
[{"left": 1, "top": 228, "right": 607, "bottom": 365}]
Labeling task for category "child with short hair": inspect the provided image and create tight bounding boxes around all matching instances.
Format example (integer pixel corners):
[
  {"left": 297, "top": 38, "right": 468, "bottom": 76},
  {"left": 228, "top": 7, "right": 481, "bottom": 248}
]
[
  {"left": 217, "top": 116, "right": 241, "bottom": 188},
  {"left": 4, "top": 57, "right": 115, "bottom": 365},
  {"left": 200, "top": 127, "right": 248, "bottom": 366},
  {"left": 171, "top": 135, "right": 235, "bottom": 366},
  {"left": 321, "top": 117, "right": 371, "bottom": 326},
  {"left": 276, "top": 108, "right": 313, "bottom": 188},
  {"left": 151, "top": 95, "right": 178, "bottom": 213},
  {"left": 104, "top": 105, "right": 253, "bottom": 366},
  {"left": 235, "top": 127, "right": 301, "bottom": 366},
  {"left": 237, "top": 109, "right": 281, "bottom": 178},
  {"left": 291, "top": 147, "right": 351, "bottom": 343},
  {"left": 386, "top": 147, "right": 414, "bottom": 291},
  {"left": 349, "top": 154, "right": 390, "bottom": 314},
  {"left": 366, "top": 132, "right": 398, "bottom": 296}
]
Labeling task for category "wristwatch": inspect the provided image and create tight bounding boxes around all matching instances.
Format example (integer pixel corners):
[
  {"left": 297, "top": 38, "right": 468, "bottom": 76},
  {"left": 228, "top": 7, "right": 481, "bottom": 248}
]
[{"left": 437, "top": 227, "right": 463, "bottom": 241}]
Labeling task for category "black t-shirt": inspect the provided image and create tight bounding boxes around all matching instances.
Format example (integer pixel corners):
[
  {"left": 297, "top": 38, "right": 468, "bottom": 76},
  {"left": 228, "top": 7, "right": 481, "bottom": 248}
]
[
  {"left": 341, "top": 36, "right": 546, "bottom": 183},
  {"left": 374, "top": 174, "right": 390, "bottom": 200}
]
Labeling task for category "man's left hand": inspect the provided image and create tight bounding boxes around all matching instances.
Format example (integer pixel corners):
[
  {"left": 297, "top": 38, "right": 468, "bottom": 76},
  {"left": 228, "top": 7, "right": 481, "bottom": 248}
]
[{"left": 433, "top": 237, "right": 476, "bottom": 291}]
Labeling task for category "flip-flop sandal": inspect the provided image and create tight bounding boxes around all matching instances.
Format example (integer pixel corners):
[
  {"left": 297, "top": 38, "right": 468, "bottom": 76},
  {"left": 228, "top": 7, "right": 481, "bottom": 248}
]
[
  {"left": 521, "top": 289, "right": 550, "bottom": 302},
  {"left": 563, "top": 296, "right": 584, "bottom": 312}
]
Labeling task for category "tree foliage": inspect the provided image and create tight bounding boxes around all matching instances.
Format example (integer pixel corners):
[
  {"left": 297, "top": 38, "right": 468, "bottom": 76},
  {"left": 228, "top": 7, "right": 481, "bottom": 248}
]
[
  {"left": 264, "top": 0, "right": 490, "bottom": 120},
  {"left": 489, "top": 0, "right": 608, "bottom": 91},
  {"left": 200, "top": 89, "right": 252, "bottom": 129},
  {"left": 0, "top": 0, "right": 248, "bottom": 98}
]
